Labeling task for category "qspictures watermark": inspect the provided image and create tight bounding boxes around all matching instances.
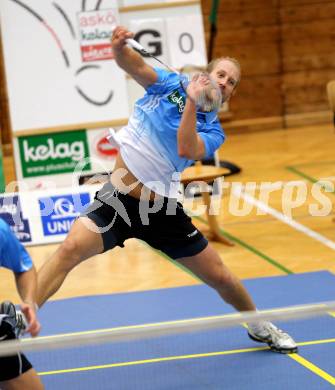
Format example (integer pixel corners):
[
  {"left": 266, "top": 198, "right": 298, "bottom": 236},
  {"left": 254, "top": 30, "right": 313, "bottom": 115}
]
[{"left": 3, "top": 172, "right": 334, "bottom": 232}]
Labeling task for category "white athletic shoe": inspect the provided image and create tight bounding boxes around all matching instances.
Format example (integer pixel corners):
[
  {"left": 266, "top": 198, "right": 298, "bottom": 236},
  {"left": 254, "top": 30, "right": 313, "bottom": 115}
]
[
  {"left": 247, "top": 322, "right": 298, "bottom": 354},
  {"left": 15, "top": 310, "right": 28, "bottom": 337},
  {"left": 0, "top": 301, "right": 27, "bottom": 339}
]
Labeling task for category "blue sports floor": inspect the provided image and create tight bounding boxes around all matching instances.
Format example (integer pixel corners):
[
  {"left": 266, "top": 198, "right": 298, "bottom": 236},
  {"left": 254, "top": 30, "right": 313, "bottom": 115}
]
[{"left": 30, "top": 271, "right": 335, "bottom": 389}]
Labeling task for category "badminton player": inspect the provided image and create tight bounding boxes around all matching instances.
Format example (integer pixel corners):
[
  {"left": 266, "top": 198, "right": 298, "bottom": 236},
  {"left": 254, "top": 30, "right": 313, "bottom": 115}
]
[{"left": 36, "top": 26, "right": 297, "bottom": 354}]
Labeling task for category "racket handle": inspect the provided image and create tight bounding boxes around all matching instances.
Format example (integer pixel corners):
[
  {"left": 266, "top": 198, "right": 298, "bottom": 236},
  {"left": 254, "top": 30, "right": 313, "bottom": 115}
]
[
  {"left": 126, "top": 38, "right": 146, "bottom": 53},
  {"left": 111, "top": 26, "right": 146, "bottom": 53}
]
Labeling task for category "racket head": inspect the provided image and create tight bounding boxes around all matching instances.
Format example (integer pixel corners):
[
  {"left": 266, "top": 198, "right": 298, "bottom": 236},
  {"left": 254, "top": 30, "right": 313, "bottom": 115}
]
[{"left": 179, "top": 72, "right": 222, "bottom": 112}]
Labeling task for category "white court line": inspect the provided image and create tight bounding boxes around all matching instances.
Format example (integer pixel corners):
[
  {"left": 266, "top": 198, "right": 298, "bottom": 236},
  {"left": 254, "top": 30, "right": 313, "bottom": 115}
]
[
  {"left": 233, "top": 188, "right": 335, "bottom": 251},
  {"left": 227, "top": 177, "right": 335, "bottom": 190}
]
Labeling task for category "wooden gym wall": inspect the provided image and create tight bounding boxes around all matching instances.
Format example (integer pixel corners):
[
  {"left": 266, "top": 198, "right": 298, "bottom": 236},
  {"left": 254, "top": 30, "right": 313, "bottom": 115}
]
[
  {"left": 201, "top": 0, "right": 335, "bottom": 129},
  {"left": 1, "top": 0, "right": 335, "bottom": 148},
  {"left": 0, "top": 34, "right": 10, "bottom": 148}
]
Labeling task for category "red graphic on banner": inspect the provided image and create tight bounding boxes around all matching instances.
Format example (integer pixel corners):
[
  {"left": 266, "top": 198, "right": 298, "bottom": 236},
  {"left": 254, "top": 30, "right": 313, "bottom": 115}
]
[
  {"left": 96, "top": 136, "right": 118, "bottom": 158},
  {"left": 81, "top": 44, "right": 114, "bottom": 62}
]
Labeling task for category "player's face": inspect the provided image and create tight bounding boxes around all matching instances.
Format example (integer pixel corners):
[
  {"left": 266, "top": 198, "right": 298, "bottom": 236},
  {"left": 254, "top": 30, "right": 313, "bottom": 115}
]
[{"left": 209, "top": 60, "right": 240, "bottom": 102}]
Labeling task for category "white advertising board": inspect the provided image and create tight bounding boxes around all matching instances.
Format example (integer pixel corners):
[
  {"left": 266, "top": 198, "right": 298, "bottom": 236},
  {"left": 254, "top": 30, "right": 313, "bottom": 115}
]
[
  {"left": 166, "top": 14, "right": 207, "bottom": 69},
  {"left": 120, "top": 2, "right": 207, "bottom": 70},
  {"left": 128, "top": 18, "right": 169, "bottom": 68},
  {"left": 1, "top": 0, "right": 205, "bottom": 134},
  {"left": 0, "top": 0, "right": 129, "bottom": 133}
]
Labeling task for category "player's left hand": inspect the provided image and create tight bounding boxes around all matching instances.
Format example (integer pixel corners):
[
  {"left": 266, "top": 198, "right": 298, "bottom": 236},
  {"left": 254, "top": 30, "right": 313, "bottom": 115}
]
[
  {"left": 21, "top": 302, "right": 41, "bottom": 337},
  {"left": 186, "top": 72, "right": 211, "bottom": 103}
]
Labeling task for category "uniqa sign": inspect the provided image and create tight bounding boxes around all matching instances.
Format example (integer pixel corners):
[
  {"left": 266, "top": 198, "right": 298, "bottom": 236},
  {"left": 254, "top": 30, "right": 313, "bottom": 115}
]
[
  {"left": 39, "top": 193, "right": 90, "bottom": 236},
  {"left": 18, "top": 130, "right": 91, "bottom": 178}
]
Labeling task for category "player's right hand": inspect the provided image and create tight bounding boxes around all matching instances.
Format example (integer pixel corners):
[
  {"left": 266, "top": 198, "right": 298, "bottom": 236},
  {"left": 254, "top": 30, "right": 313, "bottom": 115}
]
[{"left": 111, "top": 26, "right": 134, "bottom": 51}]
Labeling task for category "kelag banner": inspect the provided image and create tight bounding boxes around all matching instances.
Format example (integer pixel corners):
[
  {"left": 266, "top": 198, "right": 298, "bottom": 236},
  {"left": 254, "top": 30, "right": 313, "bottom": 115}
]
[
  {"left": 13, "top": 128, "right": 119, "bottom": 190},
  {"left": 18, "top": 130, "right": 91, "bottom": 178}
]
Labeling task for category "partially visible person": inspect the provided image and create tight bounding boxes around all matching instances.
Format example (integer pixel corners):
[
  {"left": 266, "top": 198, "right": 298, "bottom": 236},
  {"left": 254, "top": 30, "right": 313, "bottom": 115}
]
[{"left": 0, "top": 218, "right": 43, "bottom": 390}]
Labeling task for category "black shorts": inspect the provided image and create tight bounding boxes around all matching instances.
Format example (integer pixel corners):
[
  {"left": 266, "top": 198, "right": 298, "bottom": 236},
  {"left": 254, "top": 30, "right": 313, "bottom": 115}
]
[
  {"left": 0, "top": 353, "right": 33, "bottom": 381},
  {"left": 0, "top": 322, "right": 32, "bottom": 381},
  {"left": 83, "top": 182, "right": 208, "bottom": 259}
]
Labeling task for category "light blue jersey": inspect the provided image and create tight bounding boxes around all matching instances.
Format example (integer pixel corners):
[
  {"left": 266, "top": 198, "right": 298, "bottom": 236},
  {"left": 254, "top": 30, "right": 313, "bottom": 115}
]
[
  {"left": 137, "top": 68, "right": 225, "bottom": 163},
  {"left": 110, "top": 68, "right": 225, "bottom": 198},
  {"left": 0, "top": 219, "right": 32, "bottom": 273}
]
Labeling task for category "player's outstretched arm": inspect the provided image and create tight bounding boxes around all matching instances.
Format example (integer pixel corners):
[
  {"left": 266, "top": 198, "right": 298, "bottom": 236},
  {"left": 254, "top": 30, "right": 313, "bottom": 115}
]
[{"left": 111, "top": 26, "right": 157, "bottom": 89}]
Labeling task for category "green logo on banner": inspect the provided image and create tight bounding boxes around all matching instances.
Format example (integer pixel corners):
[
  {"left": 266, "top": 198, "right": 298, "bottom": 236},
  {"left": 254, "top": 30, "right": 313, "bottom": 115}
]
[{"left": 18, "top": 130, "right": 91, "bottom": 178}]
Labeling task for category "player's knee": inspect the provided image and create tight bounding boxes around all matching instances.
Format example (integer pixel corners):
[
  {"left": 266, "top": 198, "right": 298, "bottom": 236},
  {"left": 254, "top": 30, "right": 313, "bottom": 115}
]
[
  {"left": 207, "top": 270, "right": 235, "bottom": 291},
  {"left": 58, "top": 237, "right": 82, "bottom": 267}
]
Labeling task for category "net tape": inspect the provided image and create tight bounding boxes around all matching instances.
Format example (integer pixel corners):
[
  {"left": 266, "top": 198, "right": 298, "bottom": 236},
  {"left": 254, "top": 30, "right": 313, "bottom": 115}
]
[{"left": 0, "top": 300, "right": 334, "bottom": 357}]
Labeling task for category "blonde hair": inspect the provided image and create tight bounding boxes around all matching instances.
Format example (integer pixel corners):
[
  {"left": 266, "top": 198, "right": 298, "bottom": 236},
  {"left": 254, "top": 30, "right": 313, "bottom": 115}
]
[
  {"left": 179, "top": 64, "right": 205, "bottom": 77},
  {"left": 206, "top": 57, "right": 241, "bottom": 87}
]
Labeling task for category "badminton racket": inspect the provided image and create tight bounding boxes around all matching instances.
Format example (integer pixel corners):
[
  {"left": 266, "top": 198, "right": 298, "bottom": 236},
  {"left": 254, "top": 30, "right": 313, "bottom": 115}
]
[{"left": 112, "top": 28, "right": 221, "bottom": 111}]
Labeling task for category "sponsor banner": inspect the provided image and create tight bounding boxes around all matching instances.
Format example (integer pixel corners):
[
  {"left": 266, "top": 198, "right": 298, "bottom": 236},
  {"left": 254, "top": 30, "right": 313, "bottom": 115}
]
[
  {"left": 18, "top": 130, "right": 91, "bottom": 178},
  {"left": 80, "top": 128, "right": 119, "bottom": 185},
  {"left": 166, "top": 14, "right": 207, "bottom": 69},
  {"left": 14, "top": 128, "right": 119, "bottom": 191},
  {"left": 89, "top": 128, "right": 118, "bottom": 161},
  {"left": 78, "top": 8, "right": 119, "bottom": 62},
  {"left": 39, "top": 192, "right": 90, "bottom": 236},
  {"left": 1, "top": 1, "right": 129, "bottom": 133},
  {"left": 128, "top": 18, "right": 168, "bottom": 69},
  {"left": 0, "top": 185, "right": 101, "bottom": 246},
  {"left": 0, "top": 194, "right": 32, "bottom": 243}
]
